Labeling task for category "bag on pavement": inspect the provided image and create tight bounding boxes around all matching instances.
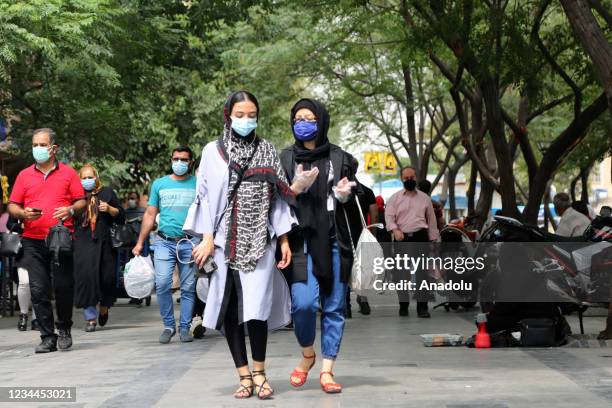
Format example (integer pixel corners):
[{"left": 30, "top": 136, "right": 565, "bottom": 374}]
[
  {"left": 124, "top": 255, "right": 155, "bottom": 299},
  {"left": 343, "top": 196, "right": 384, "bottom": 294}
]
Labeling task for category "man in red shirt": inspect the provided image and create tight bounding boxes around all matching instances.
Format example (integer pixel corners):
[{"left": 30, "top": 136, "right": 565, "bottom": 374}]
[{"left": 8, "top": 128, "right": 86, "bottom": 353}]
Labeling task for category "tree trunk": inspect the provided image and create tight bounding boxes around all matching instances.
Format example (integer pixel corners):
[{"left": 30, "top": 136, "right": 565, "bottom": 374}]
[
  {"left": 544, "top": 183, "right": 557, "bottom": 231},
  {"left": 439, "top": 171, "right": 449, "bottom": 206},
  {"left": 480, "top": 78, "right": 520, "bottom": 218},
  {"left": 474, "top": 177, "right": 495, "bottom": 231},
  {"left": 560, "top": 0, "right": 612, "bottom": 131},
  {"left": 467, "top": 163, "right": 477, "bottom": 215},
  {"left": 448, "top": 166, "right": 458, "bottom": 220},
  {"left": 570, "top": 173, "right": 580, "bottom": 202},
  {"left": 580, "top": 165, "right": 590, "bottom": 203},
  {"left": 401, "top": 61, "right": 421, "bottom": 174},
  {"left": 523, "top": 93, "right": 607, "bottom": 223}
]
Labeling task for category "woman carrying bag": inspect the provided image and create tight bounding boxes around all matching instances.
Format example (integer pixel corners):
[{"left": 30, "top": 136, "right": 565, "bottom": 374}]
[
  {"left": 280, "top": 98, "right": 357, "bottom": 394},
  {"left": 187, "top": 91, "right": 296, "bottom": 400},
  {"left": 74, "top": 164, "right": 124, "bottom": 332}
]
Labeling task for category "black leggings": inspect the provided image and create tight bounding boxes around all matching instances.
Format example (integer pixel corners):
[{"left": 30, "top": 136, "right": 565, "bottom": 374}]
[{"left": 224, "top": 278, "right": 268, "bottom": 368}]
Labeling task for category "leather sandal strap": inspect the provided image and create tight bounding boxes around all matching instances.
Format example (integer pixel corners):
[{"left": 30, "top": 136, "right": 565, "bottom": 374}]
[
  {"left": 302, "top": 352, "right": 316, "bottom": 359},
  {"left": 320, "top": 371, "right": 334, "bottom": 378}
]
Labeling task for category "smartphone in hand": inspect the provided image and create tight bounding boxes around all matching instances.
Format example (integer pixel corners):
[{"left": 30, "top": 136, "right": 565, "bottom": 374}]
[{"left": 197, "top": 257, "right": 218, "bottom": 277}]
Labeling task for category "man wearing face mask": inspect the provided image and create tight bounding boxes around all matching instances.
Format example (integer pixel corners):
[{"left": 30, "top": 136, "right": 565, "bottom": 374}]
[
  {"left": 8, "top": 128, "right": 87, "bottom": 353},
  {"left": 132, "top": 146, "right": 198, "bottom": 343},
  {"left": 124, "top": 191, "right": 148, "bottom": 305},
  {"left": 125, "top": 191, "right": 146, "bottom": 247},
  {"left": 385, "top": 166, "right": 439, "bottom": 318}
]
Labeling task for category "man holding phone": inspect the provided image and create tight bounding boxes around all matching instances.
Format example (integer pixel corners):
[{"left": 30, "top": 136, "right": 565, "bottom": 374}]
[
  {"left": 8, "top": 128, "right": 87, "bottom": 353},
  {"left": 132, "top": 146, "right": 198, "bottom": 344}
]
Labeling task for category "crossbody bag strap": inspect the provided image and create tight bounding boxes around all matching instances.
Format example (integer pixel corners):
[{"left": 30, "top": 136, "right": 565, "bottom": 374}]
[{"left": 343, "top": 205, "right": 357, "bottom": 255}]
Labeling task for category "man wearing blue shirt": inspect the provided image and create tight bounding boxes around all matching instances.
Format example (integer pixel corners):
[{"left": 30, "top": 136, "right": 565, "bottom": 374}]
[{"left": 133, "top": 146, "right": 198, "bottom": 344}]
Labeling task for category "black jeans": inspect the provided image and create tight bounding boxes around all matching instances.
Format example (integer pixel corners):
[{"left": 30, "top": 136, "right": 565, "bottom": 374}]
[
  {"left": 402, "top": 229, "right": 430, "bottom": 312},
  {"left": 224, "top": 277, "right": 268, "bottom": 368},
  {"left": 20, "top": 238, "right": 74, "bottom": 340}
]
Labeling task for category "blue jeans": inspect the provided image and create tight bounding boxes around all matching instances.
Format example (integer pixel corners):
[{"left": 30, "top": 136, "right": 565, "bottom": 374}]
[
  {"left": 291, "top": 239, "right": 347, "bottom": 360},
  {"left": 153, "top": 238, "right": 197, "bottom": 331},
  {"left": 83, "top": 306, "right": 98, "bottom": 321}
]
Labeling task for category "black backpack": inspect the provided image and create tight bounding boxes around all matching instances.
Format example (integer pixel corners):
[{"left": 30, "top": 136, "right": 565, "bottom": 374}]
[
  {"left": 46, "top": 219, "right": 73, "bottom": 265},
  {"left": 111, "top": 222, "right": 138, "bottom": 249}
]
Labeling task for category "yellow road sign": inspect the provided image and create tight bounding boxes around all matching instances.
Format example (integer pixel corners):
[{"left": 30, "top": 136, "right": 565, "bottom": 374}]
[
  {"left": 365, "top": 151, "right": 396, "bottom": 174},
  {"left": 383, "top": 152, "right": 397, "bottom": 174}
]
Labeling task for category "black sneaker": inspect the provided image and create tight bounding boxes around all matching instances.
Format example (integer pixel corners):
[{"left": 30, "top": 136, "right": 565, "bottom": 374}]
[
  {"left": 358, "top": 300, "right": 371, "bottom": 315},
  {"left": 57, "top": 328, "right": 73, "bottom": 350},
  {"left": 35, "top": 337, "right": 57, "bottom": 354},
  {"left": 31, "top": 319, "right": 41, "bottom": 331},
  {"left": 98, "top": 311, "right": 109, "bottom": 327},
  {"left": 18, "top": 313, "right": 28, "bottom": 331}
]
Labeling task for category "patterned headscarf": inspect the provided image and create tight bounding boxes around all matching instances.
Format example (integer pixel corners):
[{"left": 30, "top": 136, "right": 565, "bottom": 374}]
[
  {"left": 218, "top": 91, "right": 295, "bottom": 272},
  {"left": 79, "top": 164, "right": 102, "bottom": 236}
]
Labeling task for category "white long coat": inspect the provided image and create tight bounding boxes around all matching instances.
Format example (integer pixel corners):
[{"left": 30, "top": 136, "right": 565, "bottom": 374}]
[{"left": 183, "top": 141, "right": 295, "bottom": 331}]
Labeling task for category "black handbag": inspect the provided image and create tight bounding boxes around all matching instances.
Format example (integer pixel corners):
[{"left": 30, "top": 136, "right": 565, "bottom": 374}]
[
  {"left": 45, "top": 219, "right": 73, "bottom": 265},
  {"left": 0, "top": 228, "right": 22, "bottom": 257},
  {"left": 520, "top": 318, "right": 556, "bottom": 347},
  {"left": 111, "top": 223, "right": 138, "bottom": 249}
]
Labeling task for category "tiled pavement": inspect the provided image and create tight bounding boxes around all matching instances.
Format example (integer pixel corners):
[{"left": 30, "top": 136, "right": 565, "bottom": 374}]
[{"left": 1, "top": 293, "right": 612, "bottom": 407}]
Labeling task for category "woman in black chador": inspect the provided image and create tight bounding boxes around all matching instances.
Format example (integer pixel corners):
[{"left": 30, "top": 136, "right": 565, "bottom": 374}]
[{"left": 74, "top": 164, "right": 124, "bottom": 332}]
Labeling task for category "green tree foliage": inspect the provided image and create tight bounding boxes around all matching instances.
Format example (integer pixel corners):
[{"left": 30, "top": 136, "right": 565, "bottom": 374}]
[{"left": 2, "top": 0, "right": 611, "bottom": 220}]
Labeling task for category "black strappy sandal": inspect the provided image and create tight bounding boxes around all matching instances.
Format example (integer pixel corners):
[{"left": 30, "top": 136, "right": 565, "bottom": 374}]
[
  {"left": 252, "top": 370, "right": 274, "bottom": 400},
  {"left": 234, "top": 374, "right": 253, "bottom": 399}
]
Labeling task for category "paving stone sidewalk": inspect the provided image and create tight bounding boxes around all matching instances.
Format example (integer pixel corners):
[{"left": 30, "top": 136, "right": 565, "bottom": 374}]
[{"left": 1, "top": 293, "right": 612, "bottom": 407}]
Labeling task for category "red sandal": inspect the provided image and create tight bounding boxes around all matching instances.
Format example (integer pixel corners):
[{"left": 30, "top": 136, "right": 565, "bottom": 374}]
[
  {"left": 289, "top": 352, "right": 316, "bottom": 387},
  {"left": 320, "top": 371, "right": 342, "bottom": 394}
]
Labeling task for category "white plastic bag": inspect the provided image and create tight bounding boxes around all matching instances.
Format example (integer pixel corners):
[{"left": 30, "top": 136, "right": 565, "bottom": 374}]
[
  {"left": 344, "top": 197, "right": 384, "bottom": 294},
  {"left": 351, "top": 226, "right": 384, "bottom": 294},
  {"left": 124, "top": 255, "right": 155, "bottom": 299},
  {"left": 196, "top": 276, "right": 210, "bottom": 303}
]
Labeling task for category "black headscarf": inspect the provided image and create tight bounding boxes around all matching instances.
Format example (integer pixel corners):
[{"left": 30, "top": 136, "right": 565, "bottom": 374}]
[{"left": 288, "top": 98, "right": 334, "bottom": 293}]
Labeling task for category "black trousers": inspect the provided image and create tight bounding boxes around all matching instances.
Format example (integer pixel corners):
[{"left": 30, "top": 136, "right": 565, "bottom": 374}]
[
  {"left": 20, "top": 238, "right": 74, "bottom": 340},
  {"left": 224, "top": 278, "right": 268, "bottom": 368},
  {"left": 193, "top": 295, "right": 205, "bottom": 317},
  {"left": 402, "top": 229, "right": 430, "bottom": 312}
]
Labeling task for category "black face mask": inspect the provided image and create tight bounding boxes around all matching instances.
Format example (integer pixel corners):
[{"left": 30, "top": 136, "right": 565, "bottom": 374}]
[{"left": 403, "top": 179, "right": 417, "bottom": 191}]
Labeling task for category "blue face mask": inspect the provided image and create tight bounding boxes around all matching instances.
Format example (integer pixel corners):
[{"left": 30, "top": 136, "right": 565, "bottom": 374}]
[
  {"left": 172, "top": 161, "right": 189, "bottom": 176},
  {"left": 293, "top": 121, "right": 318, "bottom": 141},
  {"left": 81, "top": 178, "right": 96, "bottom": 191},
  {"left": 32, "top": 146, "right": 51, "bottom": 164},
  {"left": 231, "top": 117, "right": 258, "bottom": 137}
]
